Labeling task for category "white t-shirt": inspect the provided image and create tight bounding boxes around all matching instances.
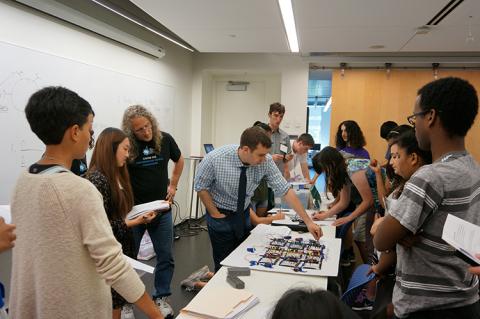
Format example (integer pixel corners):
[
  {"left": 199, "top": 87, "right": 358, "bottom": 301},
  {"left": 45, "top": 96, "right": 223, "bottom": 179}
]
[{"left": 287, "top": 151, "right": 307, "bottom": 182}]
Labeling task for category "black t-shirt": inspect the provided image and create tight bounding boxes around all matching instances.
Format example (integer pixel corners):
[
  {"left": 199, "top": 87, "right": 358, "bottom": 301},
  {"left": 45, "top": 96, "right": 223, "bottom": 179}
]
[{"left": 128, "top": 132, "right": 181, "bottom": 204}]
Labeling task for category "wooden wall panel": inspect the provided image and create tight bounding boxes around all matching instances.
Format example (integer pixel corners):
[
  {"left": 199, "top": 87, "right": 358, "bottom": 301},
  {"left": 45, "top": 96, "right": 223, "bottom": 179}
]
[{"left": 330, "top": 70, "right": 480, "bottom": 161}]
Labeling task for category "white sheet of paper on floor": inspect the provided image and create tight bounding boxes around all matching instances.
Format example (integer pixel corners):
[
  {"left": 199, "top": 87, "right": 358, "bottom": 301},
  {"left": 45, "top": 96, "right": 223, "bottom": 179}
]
[
  {"left": 127, "top": 200, "right": 170, "bottom": 220},
  {"left": 125, "top": 255, "right": 154, "bottom": 274},
  {"left": 0, "top": 205, "right": 11, "bottom": 224},
  {"left": 181, "top": 286, "right": 258, "bottom": 319}
]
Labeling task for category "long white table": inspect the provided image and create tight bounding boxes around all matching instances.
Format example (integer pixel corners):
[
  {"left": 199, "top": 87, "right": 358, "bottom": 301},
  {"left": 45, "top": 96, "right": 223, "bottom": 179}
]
[{"left": 176, "top": 223, "right": 337, "bottom": 319}]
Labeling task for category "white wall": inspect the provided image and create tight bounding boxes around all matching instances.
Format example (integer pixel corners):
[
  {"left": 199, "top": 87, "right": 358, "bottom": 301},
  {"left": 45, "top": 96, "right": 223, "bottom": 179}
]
[
  {"left": 0, "top": 0, "right": 193, "bottom": 216},
  {"left": 191, "top": 53, "right": 310, "bottom": 155},
  {"left": 0, "top": 0, "right": 195, "bottom": 302},
  {"left": 211, "top": 73, "right": 281, "bottom": 147}
]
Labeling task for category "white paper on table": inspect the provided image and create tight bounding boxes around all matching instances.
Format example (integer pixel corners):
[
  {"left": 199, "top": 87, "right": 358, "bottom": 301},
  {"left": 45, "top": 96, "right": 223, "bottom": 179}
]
[
  {"left": 250, "top": 224, "right": 291, "bottom": 237},
  {"left": 225, "top": 295, "right": 259, "bottom": 319},
  {"left": 126, "top": 200, "right": 170, "bottom": 220},
  {"left": 270, "top": 211, "right": 334, "bottom": 227},
  {"left": 268, "top": 208, "right": 296, "bottom": 216},
  {"left": 182, "top": 286, "right": 255, "bottom": 318},
  {"left": 442, "top": 214, "right": 480, "bottom": 265},
  {"left": 0, "top": 205, "right": 11, "bottom": 224},
  {"left": 125, "top": 255, "right": 154, "bottom": 273}
]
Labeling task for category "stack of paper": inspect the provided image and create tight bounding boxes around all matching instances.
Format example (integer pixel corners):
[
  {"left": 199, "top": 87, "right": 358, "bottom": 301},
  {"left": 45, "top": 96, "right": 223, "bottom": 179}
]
[
  {"left": 126, "top": 200, "right": 170, "bottom": 220},
  {"left": 181, "top": 287, "right": 259, "bottom": 319}
]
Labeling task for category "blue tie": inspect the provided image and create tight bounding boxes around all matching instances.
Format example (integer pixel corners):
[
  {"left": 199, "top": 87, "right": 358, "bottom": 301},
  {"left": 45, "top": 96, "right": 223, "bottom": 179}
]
[{"left": 235, "top": 166, "right": 247, "bottom": 238}]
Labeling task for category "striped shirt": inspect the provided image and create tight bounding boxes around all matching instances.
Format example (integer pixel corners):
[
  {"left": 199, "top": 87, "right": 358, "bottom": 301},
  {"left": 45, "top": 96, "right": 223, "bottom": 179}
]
[
  {"left": 194, "top": 144, "right": 290, "bottom": 212},
  {"left": 389, "top": 152, "right": 480, "bottom": 318}
]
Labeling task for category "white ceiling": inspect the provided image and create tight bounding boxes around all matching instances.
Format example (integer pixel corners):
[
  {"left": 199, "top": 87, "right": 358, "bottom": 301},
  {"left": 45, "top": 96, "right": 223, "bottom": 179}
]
[{"left": 132, "top": 0, "right": 480, "bottom": 54}]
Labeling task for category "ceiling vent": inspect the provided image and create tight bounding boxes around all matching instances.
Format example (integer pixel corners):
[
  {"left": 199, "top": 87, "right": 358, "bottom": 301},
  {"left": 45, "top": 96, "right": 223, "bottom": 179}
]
[{"left": 226, "top": 81, "right": 249, "bottom": 91}]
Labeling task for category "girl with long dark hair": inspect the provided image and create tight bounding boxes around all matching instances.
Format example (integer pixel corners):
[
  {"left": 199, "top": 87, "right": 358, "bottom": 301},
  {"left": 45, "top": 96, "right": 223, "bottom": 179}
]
[
  {"left": 336, "top": 120, "right": 370, "bottom": 159},
  {"left": 87, "top": 127, "right": 157, "bottom": 319},
  {"left": 312, "top": 146, "right": 381, "bottom": 263}
]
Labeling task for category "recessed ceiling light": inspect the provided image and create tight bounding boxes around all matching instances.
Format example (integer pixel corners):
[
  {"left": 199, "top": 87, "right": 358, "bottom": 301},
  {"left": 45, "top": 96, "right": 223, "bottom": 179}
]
[
  {"left": 415, "top": 25, "right": 431, "bottom": 35},
  {"left": 278, "top": 0, "right": 299, "bottom": 52},
  {"left": 369, "top": 45, "right": 385, "bottom": 49}
]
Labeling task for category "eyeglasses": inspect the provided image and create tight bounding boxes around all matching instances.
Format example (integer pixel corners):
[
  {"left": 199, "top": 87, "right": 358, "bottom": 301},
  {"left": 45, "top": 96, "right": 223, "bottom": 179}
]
[
  {"left": 407, "top": 109, "right": 431, "bottom": 126},
  {"left": 134, "top": 123, "right": 152, "bottom": 134}
]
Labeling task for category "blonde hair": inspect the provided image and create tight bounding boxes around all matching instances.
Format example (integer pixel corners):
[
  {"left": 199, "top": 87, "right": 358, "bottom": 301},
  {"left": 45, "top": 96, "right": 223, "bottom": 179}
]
[{"left": 121, "top": 105, "right": 162, "bottom": 159}]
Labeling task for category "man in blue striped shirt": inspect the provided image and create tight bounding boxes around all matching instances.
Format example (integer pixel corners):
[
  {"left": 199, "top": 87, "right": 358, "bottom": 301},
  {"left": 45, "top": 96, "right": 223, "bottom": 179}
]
[
  {"left": 375, "top": 77, "right": 480, "bottom": 318},
  {"left": 195, "top": 127, "right": 322, "bottom": 271}
]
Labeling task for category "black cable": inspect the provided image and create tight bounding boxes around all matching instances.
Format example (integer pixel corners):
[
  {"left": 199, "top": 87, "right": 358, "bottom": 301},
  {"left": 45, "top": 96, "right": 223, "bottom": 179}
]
[{"left": 172, "top": 199, "right": 205, "bottom": 237}]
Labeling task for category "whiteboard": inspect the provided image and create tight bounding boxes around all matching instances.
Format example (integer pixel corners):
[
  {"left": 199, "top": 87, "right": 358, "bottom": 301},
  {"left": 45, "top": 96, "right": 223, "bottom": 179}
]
[{"left": 0, "top": 41, "right": 175, "bottom": 203}]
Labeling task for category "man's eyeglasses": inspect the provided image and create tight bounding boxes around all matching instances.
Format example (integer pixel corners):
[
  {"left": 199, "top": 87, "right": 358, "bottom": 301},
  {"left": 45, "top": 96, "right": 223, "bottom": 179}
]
[
  {"left": 134, "top": 123, "right": 152, "bottom": 134},
  {"left": 407, "top": 109, "right": 431, "bottom": 126}
]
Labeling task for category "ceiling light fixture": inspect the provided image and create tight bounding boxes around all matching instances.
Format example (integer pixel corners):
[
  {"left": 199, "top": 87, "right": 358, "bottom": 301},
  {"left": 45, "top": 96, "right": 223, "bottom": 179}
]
[
  {"left": 415, "top": 25, "right": 431, "bottom": 35},
  {"left": 278, "top": 0, "right": 299, "bottom": 52},
  {"left": 90, "top": 0, "right": 194, "bottom": 52}
]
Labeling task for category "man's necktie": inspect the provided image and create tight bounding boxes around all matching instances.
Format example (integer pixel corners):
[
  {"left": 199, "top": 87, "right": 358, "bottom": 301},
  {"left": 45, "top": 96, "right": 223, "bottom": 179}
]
[{"left": 235, "top": 166, "right": 247, "bottom": 238}]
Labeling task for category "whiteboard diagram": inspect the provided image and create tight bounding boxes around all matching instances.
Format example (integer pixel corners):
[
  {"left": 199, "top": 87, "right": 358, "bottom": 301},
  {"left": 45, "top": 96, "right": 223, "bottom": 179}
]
[{"left": 0, "top": 41, "right": 175, "bottom": 203}]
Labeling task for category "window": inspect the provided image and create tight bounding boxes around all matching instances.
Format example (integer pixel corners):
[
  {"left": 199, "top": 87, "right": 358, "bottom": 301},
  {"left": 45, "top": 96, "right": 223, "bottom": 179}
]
[{"left": 306, "top": 71, "right": 332, "bottom": 150}]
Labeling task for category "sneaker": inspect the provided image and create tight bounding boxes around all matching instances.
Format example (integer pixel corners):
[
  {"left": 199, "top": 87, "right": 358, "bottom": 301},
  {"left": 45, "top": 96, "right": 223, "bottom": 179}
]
[
  {"left": 181, "top": 265, "right": 210, "bottom": 290},
  {"left": 351, "top": 289, "right": 374, "bottom": 311},
  {"left": 121, "top": 304, "right": 135, "bottom": 319},
  {"left": 155, "top": 297, "right": 174, "bottom": 319}
]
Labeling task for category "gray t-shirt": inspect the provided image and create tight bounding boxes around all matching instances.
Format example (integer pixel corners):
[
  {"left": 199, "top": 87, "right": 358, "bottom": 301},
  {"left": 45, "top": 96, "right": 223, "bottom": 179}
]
[
  {"left": 389, "top": 152, "right": 480, "bottom": 318},
  {"left": 270, "top": 128, "right": 291, "bottom": 174}
]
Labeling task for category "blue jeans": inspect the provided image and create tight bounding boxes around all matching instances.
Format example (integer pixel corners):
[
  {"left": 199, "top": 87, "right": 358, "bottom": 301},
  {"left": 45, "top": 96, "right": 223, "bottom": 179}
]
[
  {"left": 207, "top": 209, "right": 251, "bottom": 272},
  {"left": 132, "top": 210, "right": 174, "bottom": 298}
]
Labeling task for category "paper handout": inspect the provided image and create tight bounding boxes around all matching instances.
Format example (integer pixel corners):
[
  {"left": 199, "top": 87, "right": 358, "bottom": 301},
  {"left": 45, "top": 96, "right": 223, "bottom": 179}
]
[
  {"left": 126, "top": 200, "right": 170, "bottom": 220},
  {"left": 442, "top": 214, "right": 480, "bottom": 266}
]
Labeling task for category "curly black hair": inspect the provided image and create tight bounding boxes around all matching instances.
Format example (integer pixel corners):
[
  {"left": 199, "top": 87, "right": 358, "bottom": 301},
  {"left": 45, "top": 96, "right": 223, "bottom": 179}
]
[
  {"left": 417, "top": 77, "right": 478, "bottom": 137},
  {"left": 25, "top": 86, "right": 94, "bottom": 145},
  {"left": 312, "top": 146, "right": 348, "bottom": 197},
  {"left": 335, "top": 120, "right": 366, "bottom": 149}
]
